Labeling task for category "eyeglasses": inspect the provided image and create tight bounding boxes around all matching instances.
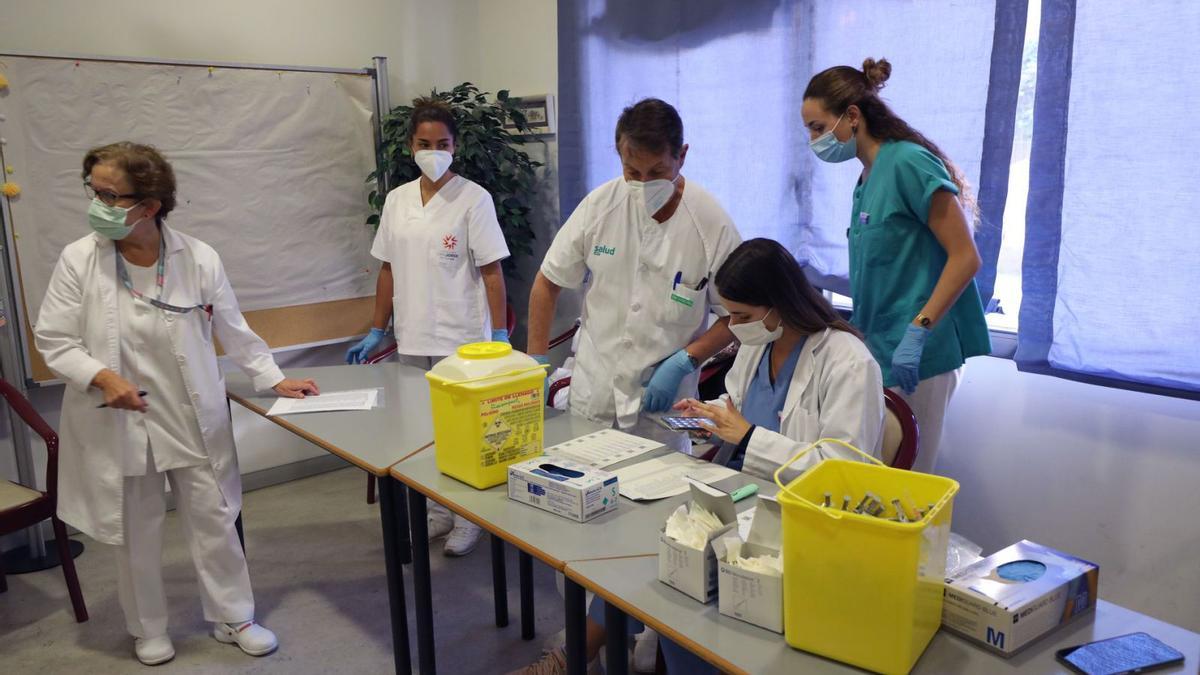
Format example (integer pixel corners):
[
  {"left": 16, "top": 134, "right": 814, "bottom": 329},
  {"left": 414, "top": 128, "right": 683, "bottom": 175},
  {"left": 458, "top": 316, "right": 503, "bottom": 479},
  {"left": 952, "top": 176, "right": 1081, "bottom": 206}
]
[{"left": 84, "top": 181, "right": 140, "bottom": 207}]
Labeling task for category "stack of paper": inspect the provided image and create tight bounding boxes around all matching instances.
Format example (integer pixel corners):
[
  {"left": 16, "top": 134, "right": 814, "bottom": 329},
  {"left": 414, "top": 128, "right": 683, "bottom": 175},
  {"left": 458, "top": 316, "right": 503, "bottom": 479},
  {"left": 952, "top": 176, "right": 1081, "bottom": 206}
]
[
  {"left": 613, "top": 453, "right": 739, "bottom": 501},
  {"left": 266, "top": 388, "right": 379, "bottom": 416},
  {"left": 543, "top": 428, "right": 663, "bottom": 469}
]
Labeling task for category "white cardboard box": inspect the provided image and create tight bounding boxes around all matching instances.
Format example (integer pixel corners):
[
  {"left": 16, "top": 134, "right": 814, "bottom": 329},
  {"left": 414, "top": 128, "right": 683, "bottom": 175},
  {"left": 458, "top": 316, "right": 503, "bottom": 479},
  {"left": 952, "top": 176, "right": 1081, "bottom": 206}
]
[
  {"left": 657, "top": 482, "right": 737, "bottom": 603},
  {"left": 942, "top": 539, "right": 1099, "bottom": 656},
  {"left": 714, "top": 495, "right": 783, "bottom": 633},
  {"left": 507, "top": 457, "right": 619, "bottom": 523}
]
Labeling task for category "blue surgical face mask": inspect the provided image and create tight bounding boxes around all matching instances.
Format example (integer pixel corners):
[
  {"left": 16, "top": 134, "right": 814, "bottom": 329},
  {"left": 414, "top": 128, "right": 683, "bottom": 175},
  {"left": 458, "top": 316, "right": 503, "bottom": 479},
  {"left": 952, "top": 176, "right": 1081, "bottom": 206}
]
[
  {"left": 809, "top": 113, "right": 858, "bottom": 163},
  {"left": 88, "top": 198, "right": 144, "bottom": 240}
]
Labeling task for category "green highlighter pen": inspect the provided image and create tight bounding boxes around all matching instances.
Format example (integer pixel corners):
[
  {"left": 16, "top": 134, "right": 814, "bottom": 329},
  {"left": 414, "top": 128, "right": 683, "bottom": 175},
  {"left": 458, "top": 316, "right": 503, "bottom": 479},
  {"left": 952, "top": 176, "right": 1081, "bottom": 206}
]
[{"left": 729, "top": 483, "right": 759, "bottom": 503}]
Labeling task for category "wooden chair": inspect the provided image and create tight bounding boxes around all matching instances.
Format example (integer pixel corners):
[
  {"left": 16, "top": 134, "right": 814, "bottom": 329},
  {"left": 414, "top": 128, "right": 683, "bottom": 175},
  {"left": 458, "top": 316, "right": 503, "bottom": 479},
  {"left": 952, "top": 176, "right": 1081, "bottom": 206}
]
[
  {"left": 881, "top": 388, "right": 920, "bottom": 470},
  {"left": 0, "top": 377, "right": 88, "bottom": 622}
]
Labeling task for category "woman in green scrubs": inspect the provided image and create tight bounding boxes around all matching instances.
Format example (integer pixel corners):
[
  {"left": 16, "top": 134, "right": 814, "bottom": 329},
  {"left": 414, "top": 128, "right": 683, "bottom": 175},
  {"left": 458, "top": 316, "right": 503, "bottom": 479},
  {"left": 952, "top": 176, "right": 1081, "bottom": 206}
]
[{"left": 800, "top": 57, "right": 990, "bottom": 474}]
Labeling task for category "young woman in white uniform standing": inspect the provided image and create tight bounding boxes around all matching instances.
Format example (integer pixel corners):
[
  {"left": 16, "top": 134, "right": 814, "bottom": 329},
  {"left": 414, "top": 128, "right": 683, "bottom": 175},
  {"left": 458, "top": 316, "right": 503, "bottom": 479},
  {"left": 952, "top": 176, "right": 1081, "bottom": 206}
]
[
  {"left": 346, "top": 98, "right": 510, "bottom": 556},
  {"left": 35, "top": 143, "right": 318, "bottom": 666}
]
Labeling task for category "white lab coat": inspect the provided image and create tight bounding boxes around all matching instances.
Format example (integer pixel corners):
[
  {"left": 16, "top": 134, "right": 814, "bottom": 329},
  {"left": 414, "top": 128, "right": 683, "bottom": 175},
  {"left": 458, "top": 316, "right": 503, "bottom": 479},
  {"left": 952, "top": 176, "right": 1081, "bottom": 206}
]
[
  {"left": 725, "top": 328, "right": 884, "bottom": 483},
  {"left": 371, "top": 176, "right": 510, "bottom": 355},
  {"left": 34, "top": 227, "right": 284, "bottom": 546},
  {"left": 540, "top": 177, "right": 741, "bottom": 428}
]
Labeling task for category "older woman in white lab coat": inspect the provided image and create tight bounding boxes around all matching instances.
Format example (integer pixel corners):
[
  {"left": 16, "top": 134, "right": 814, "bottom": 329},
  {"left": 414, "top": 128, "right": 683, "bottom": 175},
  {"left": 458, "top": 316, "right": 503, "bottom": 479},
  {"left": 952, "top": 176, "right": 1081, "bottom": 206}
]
[
  {"left": 34, "top": 142, "right": 317, "bottom": 666},
  {"left": 677, "top": 238, "right": 885, "bottom": 484}
]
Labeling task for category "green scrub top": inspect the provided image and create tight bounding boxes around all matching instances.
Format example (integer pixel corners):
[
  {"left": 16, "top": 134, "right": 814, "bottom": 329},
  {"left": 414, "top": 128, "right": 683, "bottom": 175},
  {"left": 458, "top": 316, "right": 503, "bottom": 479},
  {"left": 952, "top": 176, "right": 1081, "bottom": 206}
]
[{"left": 848, "top": 140, "right": 991, "bottom": 387}]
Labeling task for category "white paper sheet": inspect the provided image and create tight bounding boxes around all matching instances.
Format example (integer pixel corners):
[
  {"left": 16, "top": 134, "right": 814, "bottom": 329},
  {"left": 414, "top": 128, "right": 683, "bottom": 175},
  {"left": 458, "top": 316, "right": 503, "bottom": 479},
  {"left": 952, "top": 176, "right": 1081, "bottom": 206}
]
[
  {"left": 612, "top": 453, "right": 739, "bottom": 501},
  {"left": 544, "top": 428, "right": 663, "bottom": 469},
  {"left": 267, "top": 388, "right": 378, "bottom": 416},
  {"left": 737, "top": 507, "right": 756, "bottom": 541}
]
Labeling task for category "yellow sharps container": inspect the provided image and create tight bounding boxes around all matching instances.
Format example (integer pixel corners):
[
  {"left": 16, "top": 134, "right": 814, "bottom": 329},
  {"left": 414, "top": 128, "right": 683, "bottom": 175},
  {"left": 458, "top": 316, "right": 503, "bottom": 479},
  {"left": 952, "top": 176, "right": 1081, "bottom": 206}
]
[{"left": 425, "top": 342, "right": 548, "bottom": 489}]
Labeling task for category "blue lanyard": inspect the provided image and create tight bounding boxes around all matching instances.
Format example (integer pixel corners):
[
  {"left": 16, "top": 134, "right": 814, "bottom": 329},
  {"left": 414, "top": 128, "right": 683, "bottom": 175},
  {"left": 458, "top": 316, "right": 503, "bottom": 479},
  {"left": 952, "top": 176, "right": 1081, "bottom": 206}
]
[{"left": 115, "top": 235, "right": 212, "bottom": 317}]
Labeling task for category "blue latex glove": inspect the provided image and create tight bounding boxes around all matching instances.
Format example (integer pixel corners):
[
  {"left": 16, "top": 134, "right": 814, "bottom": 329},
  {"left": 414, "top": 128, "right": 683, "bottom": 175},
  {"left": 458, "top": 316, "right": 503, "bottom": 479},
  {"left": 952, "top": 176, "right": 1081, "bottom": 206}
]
[
  {"left": 491, "top": 328, "right": 510, "bottom": 343},
  {"left": 345, "top": 327, "right": 388, "bottom": 364},
  {"left": 642, "top": 349, "right": 696, "bottom": 413},
  {"left": 891, "top": 324, "right": 930, "bottom": 395},
  {"left": 532, "top": 354, "right": 551, "bottom": 403}
]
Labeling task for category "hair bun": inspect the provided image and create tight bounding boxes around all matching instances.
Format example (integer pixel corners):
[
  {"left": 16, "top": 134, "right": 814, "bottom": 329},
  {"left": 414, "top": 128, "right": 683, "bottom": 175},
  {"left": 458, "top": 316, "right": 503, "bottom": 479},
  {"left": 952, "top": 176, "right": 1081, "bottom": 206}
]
[{"left": 862, "top": 57, "right": 892, "bottom": 91}]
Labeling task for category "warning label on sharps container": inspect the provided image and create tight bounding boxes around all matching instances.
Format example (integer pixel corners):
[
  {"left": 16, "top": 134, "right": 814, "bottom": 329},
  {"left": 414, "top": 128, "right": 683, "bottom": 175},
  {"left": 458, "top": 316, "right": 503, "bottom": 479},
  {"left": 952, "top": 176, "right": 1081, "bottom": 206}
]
[{"left": 479, "top": 388, "right": 542, "bottom": 468}]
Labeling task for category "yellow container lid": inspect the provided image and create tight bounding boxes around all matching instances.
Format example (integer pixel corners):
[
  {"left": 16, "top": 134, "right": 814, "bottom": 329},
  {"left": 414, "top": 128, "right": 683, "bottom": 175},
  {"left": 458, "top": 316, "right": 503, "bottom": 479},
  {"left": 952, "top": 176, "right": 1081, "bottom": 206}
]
[
  {"left": 456, "top": 342, "right": 513, "bottom": 359},
  {"left": 427, "top": 342, "right": 545, "bottom": 390}
]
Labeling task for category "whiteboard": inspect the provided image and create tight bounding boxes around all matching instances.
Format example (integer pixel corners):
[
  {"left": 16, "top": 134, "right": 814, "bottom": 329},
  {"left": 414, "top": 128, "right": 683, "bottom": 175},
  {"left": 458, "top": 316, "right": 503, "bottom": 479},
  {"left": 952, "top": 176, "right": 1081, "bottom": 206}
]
[{"left": 0, "top": 54, "right": 380, "bottom": 338}]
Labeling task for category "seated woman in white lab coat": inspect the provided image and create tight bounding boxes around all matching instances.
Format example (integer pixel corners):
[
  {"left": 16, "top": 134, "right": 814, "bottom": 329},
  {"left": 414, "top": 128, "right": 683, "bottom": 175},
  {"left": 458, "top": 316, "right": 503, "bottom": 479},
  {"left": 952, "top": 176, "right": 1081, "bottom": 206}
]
[
  {"left": 345, "top": 97, "right": 511, "bottom": 556},
  {"left": 35, "top": 142, "right": 318, "bottom": 666},
  {"left": 514, "top": 239, "right": 884, "bottom": 675},
  {"left": 676, "top": 237, "right": 885, "bottom": 479}
]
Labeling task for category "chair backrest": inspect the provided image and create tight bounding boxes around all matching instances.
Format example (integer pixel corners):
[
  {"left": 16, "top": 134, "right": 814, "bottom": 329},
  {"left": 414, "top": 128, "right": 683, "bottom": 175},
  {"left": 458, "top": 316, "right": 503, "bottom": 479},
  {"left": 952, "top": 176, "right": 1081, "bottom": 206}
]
[
  {"left": 881, "top": 389, "right": 919, "bottom": 470},
  {"left": 0, "top": 377, "right": 60, "bottom": 497}
]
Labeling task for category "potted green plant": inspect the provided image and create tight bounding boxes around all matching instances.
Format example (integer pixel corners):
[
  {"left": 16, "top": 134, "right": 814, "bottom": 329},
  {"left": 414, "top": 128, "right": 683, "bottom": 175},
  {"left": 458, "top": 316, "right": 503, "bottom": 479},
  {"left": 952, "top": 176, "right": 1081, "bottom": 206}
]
[{"left": 367, "top": 82, "right": 543, "bottom": 275}]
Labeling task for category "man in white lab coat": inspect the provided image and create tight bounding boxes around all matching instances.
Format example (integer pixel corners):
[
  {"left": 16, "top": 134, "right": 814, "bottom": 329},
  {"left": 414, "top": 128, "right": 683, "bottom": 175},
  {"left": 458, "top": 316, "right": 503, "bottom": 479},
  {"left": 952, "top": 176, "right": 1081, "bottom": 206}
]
[{"left": 526, "top": 98, "right": 741, "bottom": 429}]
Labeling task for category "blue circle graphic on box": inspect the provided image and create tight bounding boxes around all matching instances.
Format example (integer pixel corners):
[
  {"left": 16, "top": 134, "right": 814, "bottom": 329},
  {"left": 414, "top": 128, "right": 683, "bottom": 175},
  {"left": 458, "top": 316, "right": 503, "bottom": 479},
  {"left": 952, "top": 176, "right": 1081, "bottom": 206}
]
[{"left": 997, "top": 560, "right": 1046, "bottom": 582}]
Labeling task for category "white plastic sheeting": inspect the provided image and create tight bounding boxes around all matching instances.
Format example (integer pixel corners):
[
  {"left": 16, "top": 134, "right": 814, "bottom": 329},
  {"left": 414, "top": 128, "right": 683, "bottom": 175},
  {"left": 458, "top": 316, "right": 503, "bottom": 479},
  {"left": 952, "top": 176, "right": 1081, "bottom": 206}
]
[{"left": 0, "top": 56, "right": 379, "bottom": 319}]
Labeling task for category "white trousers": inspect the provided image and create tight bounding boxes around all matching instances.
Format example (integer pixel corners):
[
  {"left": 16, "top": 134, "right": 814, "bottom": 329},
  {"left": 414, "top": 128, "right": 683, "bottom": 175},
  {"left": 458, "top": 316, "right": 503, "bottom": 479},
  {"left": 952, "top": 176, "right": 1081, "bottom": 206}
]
[
  {"left": 397, "top": 353, "right": 449, "bottom": 370},
  {"left": 110, "top": 453, "right": 254, "bottom": 638},
  {"left": 889, "top": 367, "right": 961, "bottom": 475}
]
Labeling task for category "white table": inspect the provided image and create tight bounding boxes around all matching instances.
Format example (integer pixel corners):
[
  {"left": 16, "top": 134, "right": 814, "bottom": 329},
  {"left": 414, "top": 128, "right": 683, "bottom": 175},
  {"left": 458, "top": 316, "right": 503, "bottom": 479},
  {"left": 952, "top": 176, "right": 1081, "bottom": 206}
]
[{"left": 565, "top": 555, "right": 1200, "bottom": 675}]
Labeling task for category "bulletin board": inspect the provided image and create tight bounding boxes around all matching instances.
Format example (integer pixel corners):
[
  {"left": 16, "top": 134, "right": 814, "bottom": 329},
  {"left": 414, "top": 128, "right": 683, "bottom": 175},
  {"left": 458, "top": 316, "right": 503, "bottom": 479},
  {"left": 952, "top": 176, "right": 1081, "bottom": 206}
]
[{"left": 0, "top": 53, "right": 385, "bottom": 382}]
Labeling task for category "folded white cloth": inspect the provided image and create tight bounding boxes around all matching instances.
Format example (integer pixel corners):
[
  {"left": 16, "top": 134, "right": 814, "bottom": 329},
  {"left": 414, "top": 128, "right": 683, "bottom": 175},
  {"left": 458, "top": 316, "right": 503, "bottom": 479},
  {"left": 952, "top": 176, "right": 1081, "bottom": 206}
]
[{"left": 664, "top": 503, "right": 726, "bottom": 549}]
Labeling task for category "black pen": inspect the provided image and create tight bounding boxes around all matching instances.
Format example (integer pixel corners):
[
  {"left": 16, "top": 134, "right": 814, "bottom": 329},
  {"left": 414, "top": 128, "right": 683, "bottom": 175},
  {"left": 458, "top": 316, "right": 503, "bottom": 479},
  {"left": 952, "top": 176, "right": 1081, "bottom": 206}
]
[{"left": 98, "top": 391, "right": 149, "bottom": 408}]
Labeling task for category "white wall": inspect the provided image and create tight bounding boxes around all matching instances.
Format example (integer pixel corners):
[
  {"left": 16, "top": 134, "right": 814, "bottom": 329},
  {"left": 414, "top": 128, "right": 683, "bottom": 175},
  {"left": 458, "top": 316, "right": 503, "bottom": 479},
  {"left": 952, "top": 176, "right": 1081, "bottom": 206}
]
[
  {"left": 0, "top": 0, "right": 479, "bottom": 106},
  {"left": 940, "top": 357, "right": 1200, "bottom": 632}
]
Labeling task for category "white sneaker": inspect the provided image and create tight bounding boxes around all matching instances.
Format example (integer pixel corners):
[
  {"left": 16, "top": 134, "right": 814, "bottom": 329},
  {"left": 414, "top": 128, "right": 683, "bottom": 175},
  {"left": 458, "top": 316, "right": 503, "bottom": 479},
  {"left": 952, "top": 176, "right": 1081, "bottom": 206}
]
[
  {"left": 134, "top": 635, "right": 175, "bottom": 666},
  {"left": 427, "top": 501, "right": 455, "bottom": 540},
  {"left": 443, "top": 515, "right": 483, "bottom": 556},
  {"left": 213, "top": 620, "right": 278, "bottom": 657},
  {"left": 633, "top": 628, "right": 659, "bottom": 672}
]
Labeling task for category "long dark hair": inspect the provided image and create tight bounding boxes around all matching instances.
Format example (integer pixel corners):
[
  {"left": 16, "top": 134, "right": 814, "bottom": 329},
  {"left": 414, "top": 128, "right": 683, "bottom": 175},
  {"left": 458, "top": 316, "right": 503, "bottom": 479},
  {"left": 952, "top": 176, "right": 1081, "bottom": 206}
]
[
  {"left": 804, "top": 57, "right": 976, "bottom": 219},
  {"left": 715, "top": 238, "right": 861, "bottom": 339}
]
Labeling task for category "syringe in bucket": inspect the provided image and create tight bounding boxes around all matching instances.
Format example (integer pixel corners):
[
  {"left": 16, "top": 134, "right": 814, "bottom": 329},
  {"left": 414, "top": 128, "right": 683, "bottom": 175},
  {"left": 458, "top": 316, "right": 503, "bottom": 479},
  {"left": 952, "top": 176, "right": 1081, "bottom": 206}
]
[{"left": 821, "top": 491, "right": 931, "bottom": 522}]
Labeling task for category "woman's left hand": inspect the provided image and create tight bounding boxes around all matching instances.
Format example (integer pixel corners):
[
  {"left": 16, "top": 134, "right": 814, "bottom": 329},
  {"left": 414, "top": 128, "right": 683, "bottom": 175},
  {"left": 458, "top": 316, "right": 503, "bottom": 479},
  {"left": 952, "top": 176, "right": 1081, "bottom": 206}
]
[
  {"left": 273, "top": 378, "right": 320, "bottom": 399},
  {"left": 676, "top": 396, "right": 752, "bottom": 445}
]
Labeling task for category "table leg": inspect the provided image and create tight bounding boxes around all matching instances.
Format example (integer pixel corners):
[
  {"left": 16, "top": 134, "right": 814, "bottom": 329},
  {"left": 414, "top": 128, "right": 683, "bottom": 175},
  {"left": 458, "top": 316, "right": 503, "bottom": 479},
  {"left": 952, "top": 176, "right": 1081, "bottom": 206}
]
[
  {"left": 407, "top": 488, "right": 436, "bottom": 674},
  {"left": 235, "top": 512, "right": 245, "bottom": 553},
  {"left": 604, "top": 602, "right": 629, "bottom": 675},
  {"left": 379, "top": 477, "right": 413, "bottom": 675},
  {"left": 491, "top": 534, "right": 509, "bottom": 628},
  {"left": 564, "top": 577, "right": 587, "bottom": 675},
  {"left": 519, "top": 551, "right": 535, "bottom": 640}
]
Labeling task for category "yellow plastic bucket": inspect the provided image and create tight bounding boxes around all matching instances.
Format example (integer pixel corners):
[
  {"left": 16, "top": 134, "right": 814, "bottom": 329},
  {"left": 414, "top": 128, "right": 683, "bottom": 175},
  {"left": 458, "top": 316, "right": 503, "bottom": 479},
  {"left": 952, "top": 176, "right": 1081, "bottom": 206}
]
[
  {"left": 425, "top": 342, "right": 548, "bottom": 489},
  {"left": 773, "top": 439, "right": 959, "bottom": 675}
]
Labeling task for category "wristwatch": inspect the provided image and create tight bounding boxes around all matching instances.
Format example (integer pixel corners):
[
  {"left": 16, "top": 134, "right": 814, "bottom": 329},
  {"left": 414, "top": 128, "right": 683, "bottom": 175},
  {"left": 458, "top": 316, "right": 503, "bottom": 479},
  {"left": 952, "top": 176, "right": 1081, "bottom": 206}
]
[{"left": 915, "top": 313, "right": 932, "bottom": 329}]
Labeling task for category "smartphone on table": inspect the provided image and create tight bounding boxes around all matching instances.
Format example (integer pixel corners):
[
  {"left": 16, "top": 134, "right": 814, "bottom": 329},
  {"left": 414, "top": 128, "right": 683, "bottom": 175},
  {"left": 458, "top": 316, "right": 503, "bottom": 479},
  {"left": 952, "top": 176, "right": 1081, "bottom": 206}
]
[{"left": 1056, "top": 632, "right": 1185, "bottom": 675}]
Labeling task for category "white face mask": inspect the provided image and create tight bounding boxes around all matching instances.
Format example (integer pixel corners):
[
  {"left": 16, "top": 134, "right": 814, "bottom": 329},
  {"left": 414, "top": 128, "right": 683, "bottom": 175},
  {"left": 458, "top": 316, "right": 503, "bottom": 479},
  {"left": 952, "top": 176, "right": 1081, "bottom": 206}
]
[
  {"left": 627, "top": 175, "right": 678, "bottom": 218},
  {"left": 414, "top": 149, "right": 453, "bottom": 181},
  {"left": 729, "top": 308, "right": 784, "bottom": 346}
]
